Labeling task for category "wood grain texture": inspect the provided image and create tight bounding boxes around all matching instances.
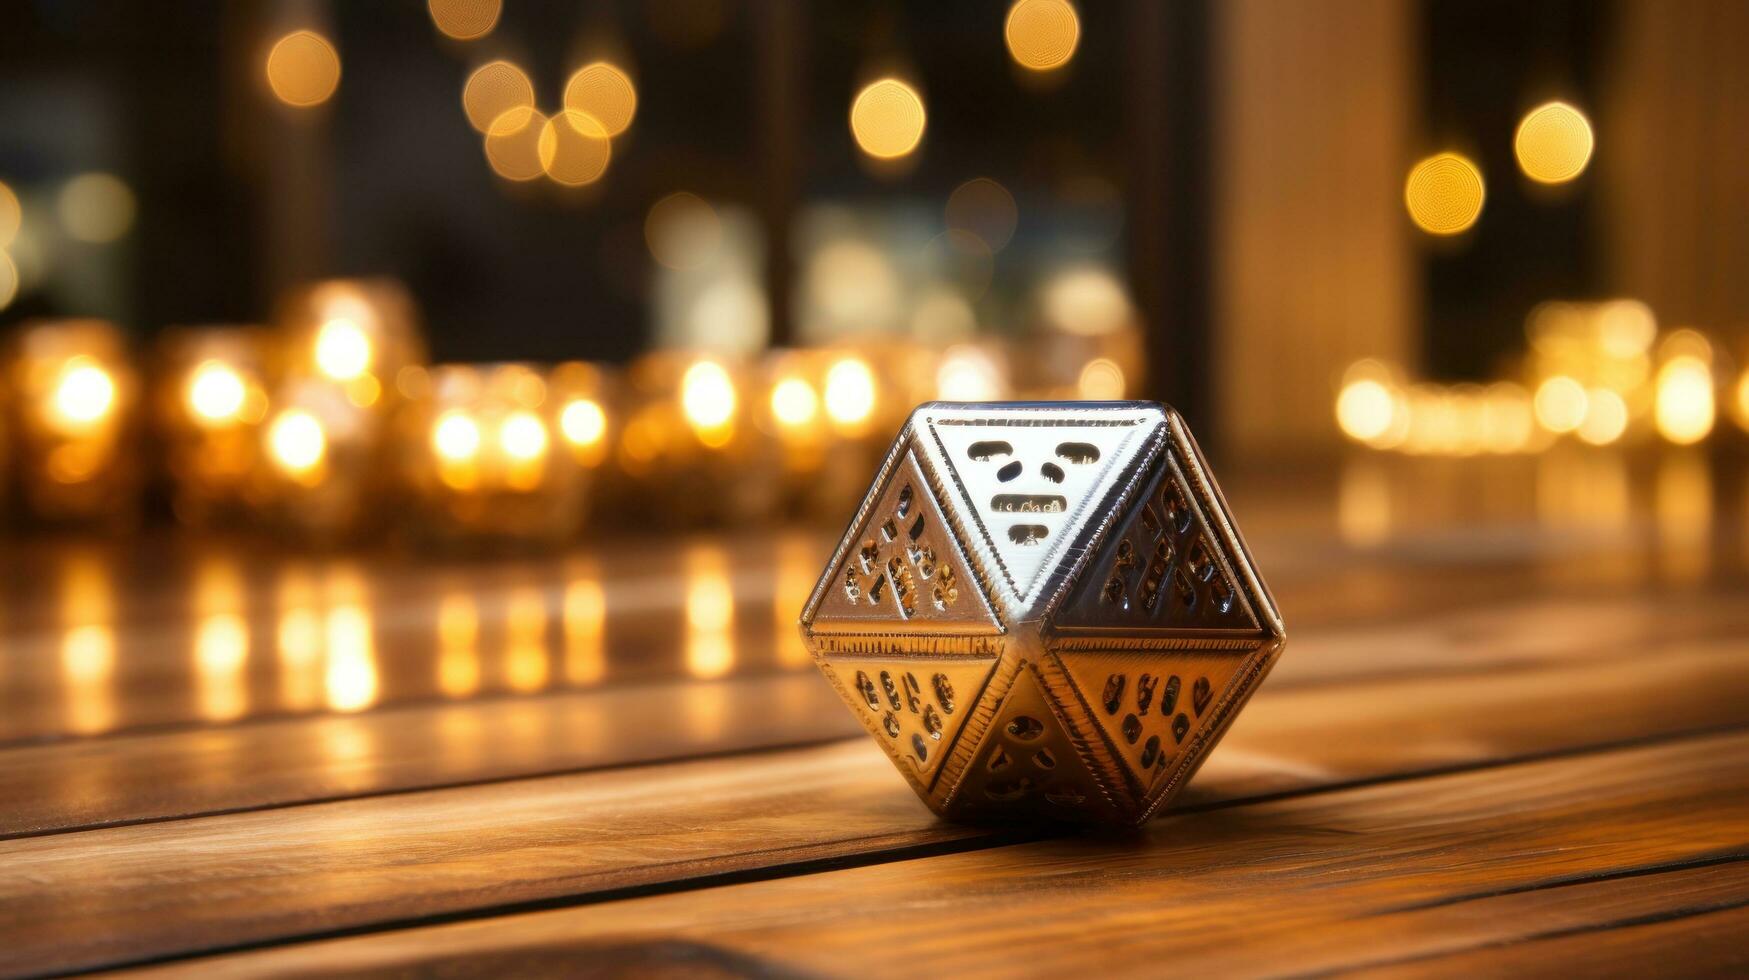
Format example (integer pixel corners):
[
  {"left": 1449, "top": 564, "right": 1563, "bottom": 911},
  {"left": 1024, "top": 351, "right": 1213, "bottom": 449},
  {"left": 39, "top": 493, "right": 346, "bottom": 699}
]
[
  {"left": 140, "top": 731, "right": 1749, "bottom": 978},
  {"left": 8, "top": 634, "right": 1749, "bottom": 975}
]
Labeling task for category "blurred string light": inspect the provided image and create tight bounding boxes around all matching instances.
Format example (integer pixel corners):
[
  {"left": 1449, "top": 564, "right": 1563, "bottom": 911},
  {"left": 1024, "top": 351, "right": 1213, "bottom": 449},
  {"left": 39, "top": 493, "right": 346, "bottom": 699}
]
[
  {"left": 266, "top": 30, "right": 341, "bottom": 107},
  {"left": 1533, "top": 375, "right": 1588, "bottom": 433},
  {"left": 681, "top": 360, "right": 736, "bottom": 443},
  {"left": 49, "top": 356, "right": 117, "bottom": 434},
  {"left": 645, "top": 192, "right": 723, "bottom": 270},
  {"left": 1335, "top": 372, "right": 1400, "bottom": 445},
  {"left": 563, "top": 62, "right": 638, "bottom": 137},
  {"left": 268, "top": 409, "right": 326, "bottom": 479},
  {"left": 946, "top": 177, "right": 1018, "bottom": 251},
  {"left": 1514, "top": 101, "right": 1594, "bottom": 185},
  {"left": 850, "top": 78, "right": 926, "bottom": 160},
  {"left": 1404, "top": 152, "right": 1484, "bottom": 235},
  {"left": 462, "top": 60, "right": 535, "bottom": 132},
  {"left": 428, "top": 0, "right": 500, "bottom": 40},
  {"left": 823, "top": 357, "right": 876, "bottom": 429},
  {"left": 559, "top": 397, "right": 607, "bottom": 448},
  {"left": 187, "top": 360, "right": 248, "bottom": 426},
  {"left": 484, "top": 107, "right": 548, "bottom": 181},
  {"left": 1077, "top": 358, "right": 1126, "bottom": 400},
  {"left": 936, "top": 345, "right": 1005, "bottom": 401},
  {"left": 58, "top": 173, "right": 135, "bottom": 244},
  {"left": 1576, "top": 387, "right": 1629, "bottom": 446},
  {"left": 314, "top": 317, "right": 372, "bottom": 381},
  {"left": 1655, "top": 355, "right": 1715, "bottom": 445},
  {"left": 432, "top": 411, "right": 481, "bottom": 462},
  {"left": 1005, "top": 0, "right": 1080, "bottom": 72},
  {"left": 538, "top": 110, "right": 613, "bottom": 186},
  {"left": 769, "top": 376, "right": 819, "bottom": 428},
  {"left": 499, "top": 410, "right": 549, "bottom": 461}
]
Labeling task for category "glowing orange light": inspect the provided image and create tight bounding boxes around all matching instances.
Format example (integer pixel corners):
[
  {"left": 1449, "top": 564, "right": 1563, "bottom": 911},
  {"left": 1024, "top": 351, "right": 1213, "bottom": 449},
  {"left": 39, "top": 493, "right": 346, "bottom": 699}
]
[
  {"left": 562, "top": 62, "right": 638, "bottom": 137},
  {"left": 187, "top": 361, "right": 248, "bottom": 425},
  {"left": 266, "top": 30, "right": 341, "bottom": 107},
  {"left": 1005, "top": 0, "right": 1080, "bottom": 71},
  {"left": 428, "top": 0, "right": 500, "bottom": 40},
  {"left": 462, "top": 60, "right": 535, "bottom": 132},
  {"left": 1534, "top": 375, "right": 1588, "bottom": 433},
  {"left": 559, "top": 398, "right": 607, "bottom": 448},
  {"left": 268, "top": 410, "right": 326, "bottom": 477},
  {"left": 823, "top": 357, "right": 876, "bottom": 429},
  {"left": 484, "top": 106, "right": 547, "bottom": 182},
  {"left": 1404, "top": 153, "right": 1484, "bottom": 235},
  {"left": 538, "top": 110, "right": 613, "bottom": 186},
  {"left": 1515, "top": 101, "right": 1594, "bottom": 184},
  {"left": 769, "top": 377, "right": 818, "bottom": 429},
  {"left": 681, "top": 360, "right": 736, "bottom": 437},
  {"left": 0, "top": 179, "right": 20, "bottom": 248},
  {"left": 1655, "top": 356, "right": 1715, "bottom": 445},
  {"left": 850, "top": 79, "right": 926, "bottom": 160}
]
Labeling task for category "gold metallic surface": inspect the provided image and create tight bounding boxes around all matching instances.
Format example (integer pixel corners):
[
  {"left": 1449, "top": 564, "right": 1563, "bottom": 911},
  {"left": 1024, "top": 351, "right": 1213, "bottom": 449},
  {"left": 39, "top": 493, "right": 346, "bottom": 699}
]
[{"left": 801, "top": 401, "right": 1285, "bottom": 826}]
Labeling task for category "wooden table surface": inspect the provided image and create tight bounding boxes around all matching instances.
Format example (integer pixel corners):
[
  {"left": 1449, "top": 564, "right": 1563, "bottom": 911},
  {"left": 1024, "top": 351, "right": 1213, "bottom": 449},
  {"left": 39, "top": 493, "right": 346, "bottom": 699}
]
[{"left": 2, "top": 453, "right": 1746, "bottom": 978}]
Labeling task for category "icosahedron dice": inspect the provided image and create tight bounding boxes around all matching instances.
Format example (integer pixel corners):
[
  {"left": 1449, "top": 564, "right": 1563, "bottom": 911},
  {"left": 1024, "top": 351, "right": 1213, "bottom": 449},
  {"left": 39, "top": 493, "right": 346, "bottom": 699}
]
[{"left": 800, "top": 402, "right": 1285, "bottom": 826}]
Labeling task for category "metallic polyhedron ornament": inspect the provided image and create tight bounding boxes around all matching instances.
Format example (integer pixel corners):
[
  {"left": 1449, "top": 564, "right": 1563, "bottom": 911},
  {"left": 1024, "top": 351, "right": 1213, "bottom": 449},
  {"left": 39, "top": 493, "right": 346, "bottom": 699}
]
[{"left": 800, "top": 402, "right": 1285, "bottom": 826}]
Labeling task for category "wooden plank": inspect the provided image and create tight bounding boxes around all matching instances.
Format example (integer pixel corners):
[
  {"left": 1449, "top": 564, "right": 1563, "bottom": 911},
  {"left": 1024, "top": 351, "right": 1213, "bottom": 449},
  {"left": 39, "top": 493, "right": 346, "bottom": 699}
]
[
  {"left": 139, "top": 731, "right": 1749, "bottom": 978},
  {"left": 6, "top": 639, "right": 1749, "bottom": 975},
  {"left": 4, "top": 589, "right": 1743, "bottom": 839},
  {"left": 0, "top": 671, "right": 856, "bottom": 839}
]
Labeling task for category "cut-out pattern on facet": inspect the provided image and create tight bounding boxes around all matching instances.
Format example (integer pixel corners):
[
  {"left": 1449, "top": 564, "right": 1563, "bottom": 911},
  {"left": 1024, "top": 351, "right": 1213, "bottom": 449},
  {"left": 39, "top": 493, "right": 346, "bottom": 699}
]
[
  {"left": 1053, "top": 649, "right": 1250, "bottom": 795},
  {"left": 927, "top": 414, "right": 1151, "bottom": 603},
  {"left": 809, "top": 449, "right": 998, "bottom": 632},
  {"left": 950, "top": 663, "right": 1121, "bottom": 822},
  {"left": 1055, "top": 448, "right": 1259, "bottom": 632},
  {"left": 823, "top": 657, "right": 999, "bottom": 786}
]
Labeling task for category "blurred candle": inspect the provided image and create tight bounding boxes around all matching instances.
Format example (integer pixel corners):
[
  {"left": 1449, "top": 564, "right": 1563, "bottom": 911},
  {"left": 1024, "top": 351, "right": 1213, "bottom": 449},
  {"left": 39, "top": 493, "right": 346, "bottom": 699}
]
[
  {"left": 153, "top": 326, "right": 272, "bottom": 525},
  {"left": 5, "top": 320, "right": 141, "bottom": 523}
]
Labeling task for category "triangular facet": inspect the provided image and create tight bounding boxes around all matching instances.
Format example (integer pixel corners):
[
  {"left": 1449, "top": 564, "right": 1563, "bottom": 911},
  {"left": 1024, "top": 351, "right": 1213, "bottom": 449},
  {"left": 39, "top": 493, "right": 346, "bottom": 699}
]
[
  {"left": 1052, "top": 648, "right": 1253, "bottom": 797},
  {"left": 924, "top": 409, "right": 1154, "bottom": 605},
  {"left": 821, "top": 657, "right": 999, "bottom": 787},
  {"left": 809, "top": 449, "right": 999, "bottom": 633},
  {"left": 1054, "top": 447, "right": 1261, "bottom": 632},
  {"left": 946, "top": 662, "right": 1123, "bottom": 822}
]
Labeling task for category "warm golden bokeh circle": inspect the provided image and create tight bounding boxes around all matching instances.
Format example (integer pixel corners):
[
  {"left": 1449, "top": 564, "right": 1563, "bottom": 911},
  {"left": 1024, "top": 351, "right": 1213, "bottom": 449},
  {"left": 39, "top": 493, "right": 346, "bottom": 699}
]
[
  {"left": 1514, "top": 101, "right": 1594, "bottom": 184},
  {"left": 266, "top": 31, "right": 341, "bottom": 107},
  {"left": 563, "top": 62, "right": 638, "bottom": 137},
  {"left": 484, "top": 107, "right": 548, "bottom": 182},
  {"left": 0, "top": 251, "right": 17, "bottom": 312},
  {"left": 538, "top": 110, "right": 613, "bottom": 186},
  {"left": 946, "top": 177, "right": 1019, "bottom": 251},
  {"left": 1404, "top": 152, "right": 1484, "bottom": 235},
  {"left": 1005, "top": 0, "right": 1080, "bottom": 71},
  {"left": 645, "top": 191, "right": 723, "bottom": 270},
  {"left": 462, "top": 60, "right": 535, "bottom": 133},
  {"left": 428, "top": 0, "right": 501, "bottom": 40},
  {"left": 0, "top": 180, "right": 19, "bottom": 248},
  {"left": 850, "top": 79, "right": 926, "bottom": 159}
]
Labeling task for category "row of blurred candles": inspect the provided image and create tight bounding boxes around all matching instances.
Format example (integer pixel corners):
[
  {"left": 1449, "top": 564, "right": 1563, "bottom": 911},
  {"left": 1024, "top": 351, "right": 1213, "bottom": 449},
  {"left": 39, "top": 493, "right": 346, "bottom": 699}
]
[
  {"left": 1337, "top": 300, "right": 1749, "bottom": 455},
  {"left": 2, "top": 278, "right": 1136, "bottom": 542}
]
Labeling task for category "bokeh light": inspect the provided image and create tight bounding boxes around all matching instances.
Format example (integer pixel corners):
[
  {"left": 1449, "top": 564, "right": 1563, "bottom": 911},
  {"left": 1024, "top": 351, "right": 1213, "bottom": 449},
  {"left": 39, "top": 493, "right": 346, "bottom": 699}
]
[
  {"left": 1655, "top": 356, "right": 1715, "bottom": 445},
  {"left": 1534, "top": 375, "right": 1588, "bottom": 433},
  {"left": 1336, "top": 377, "right": 1398, "bottom": 443},
  {"left": 268, "top": 409, "right": 326, "bottom": 476},
  {"left": 1042, "top": 266, "right": 1132, "bottom": 336},
  {"left": 499, "top": 411, "right": 549, "bottom": 461},
  {"left": 1515, "top": 101, "right": 1594, "bottom": 185},
  {"left": 483, "top": 106, "right": 547, "bottom": 182},
  {"left": 58, "top": 173, "right": 135, "bottom": 243},
  {"left": 646, "top": 192, "right": 723, "bottom": 270},
  {"left": 936, "top": 346, "right": 1004, "bottom": 401},
  {"left": 314, "top": 317, "right": 372, "bottom": 381},
  {"left": 1404, "top": 152, "right": 1484, "bottom": 235},
  {"left": 1576, "top": 387, "right": 1629, "bottom": 445},
  {"left": 428, "top": 0, "right": 500, "bottom": 41},
  {"left": 0, "top": 179, "right": 19, "bottom": 248},
  {"left": 769, "top": 377, "right": 819, "bottom": 428},
  {"left": 1736, "top": 370, "right": 1749, "bottom": 432},
  {"left": 187, "top": 361, "right": 248, "bottom": 425},
  {"left": 681, "top": 360, "right": 736, "bottom": 435},
  {"left": 432, "top": 411, "right": 481, "bottom": 462},
  {"left": 1005, "top": 0, "right": 1080, "bottom": 71},
  {"left": 559, "top": 398, "right": 607, "bottom": 447},
  {"left": 563, "top": 62, "right": 638, "bottom": 137},
  {"left": 462, "top": 60, "right": 534, "bottom": 132},
  {"left": 823, "top": 357, "right": 877, "bottom": 428},
  {"left": 1076, "top": 358, "right": 1126, "bottom": 400},
  {"left": 49, "top": 357, "right": 116, "bottom": 432},
  {"left": 0, "top": 251, "right": 16, "bottom": 312},
  {"left": 850, "top": 78, "right": 926, "bottom": 160},
  {"left": 538, "top": 110, "right": 613, "bottom": 186},
  {"left": 266, "top": 30, "right": 341, "bottom": 107},
  {"left": 946, "top": 177, "right": 1018, "bottom": 251}
]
